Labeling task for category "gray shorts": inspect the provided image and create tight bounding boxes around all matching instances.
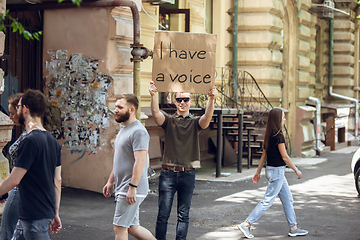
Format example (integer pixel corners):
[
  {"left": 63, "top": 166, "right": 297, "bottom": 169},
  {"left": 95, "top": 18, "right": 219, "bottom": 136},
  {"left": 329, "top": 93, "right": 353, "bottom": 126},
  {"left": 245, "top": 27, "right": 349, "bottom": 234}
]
[{"left": 113, "top": 195, "right": 145, "bottom": 228}]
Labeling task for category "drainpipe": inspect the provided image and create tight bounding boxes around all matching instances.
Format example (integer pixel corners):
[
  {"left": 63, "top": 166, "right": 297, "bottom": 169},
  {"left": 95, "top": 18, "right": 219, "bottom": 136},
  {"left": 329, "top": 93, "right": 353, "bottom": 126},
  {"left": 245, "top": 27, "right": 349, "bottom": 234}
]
[
  {"left": 232, "top": 0, "right": 238, "bottom": 106},
  {"left": 11, "top": 0, "right": 152, "bottom": 119},
  {"left": 329, "top": 19, "right": 359, "bottom": 138},
  {"left": 308, "top": 96, "right": 321, "bottom": 153},
  {"left": 232, "top": 0, "right": 242, "bottom": 173}
]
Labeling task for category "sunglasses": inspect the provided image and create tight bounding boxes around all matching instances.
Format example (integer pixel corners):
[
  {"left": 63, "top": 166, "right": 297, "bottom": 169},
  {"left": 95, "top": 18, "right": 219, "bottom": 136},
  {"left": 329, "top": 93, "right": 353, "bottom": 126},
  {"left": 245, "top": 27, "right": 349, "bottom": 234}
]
[
  {"left": 175, "top": 97, "right": 190, "bottom": 103},
  {"left": 14, "top": 104, "right": 22, "bottom": 110}
]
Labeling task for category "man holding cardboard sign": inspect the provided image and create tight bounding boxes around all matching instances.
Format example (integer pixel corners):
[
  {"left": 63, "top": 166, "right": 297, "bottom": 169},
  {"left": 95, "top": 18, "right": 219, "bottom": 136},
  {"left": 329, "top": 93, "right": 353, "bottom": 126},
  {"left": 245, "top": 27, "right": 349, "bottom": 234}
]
[
  {"left": 152, "top": 31, "right": 217, "bottom": 95},
  {"left": 149, "top": 80, "right": 217, "bottom": 240}
]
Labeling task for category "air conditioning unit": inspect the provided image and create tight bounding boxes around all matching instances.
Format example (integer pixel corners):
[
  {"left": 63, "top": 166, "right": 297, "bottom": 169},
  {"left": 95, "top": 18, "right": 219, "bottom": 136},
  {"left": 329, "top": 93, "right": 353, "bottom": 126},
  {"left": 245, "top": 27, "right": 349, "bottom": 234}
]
[{"left": 145, "top": 0, "right": 175, "bottom": 5}]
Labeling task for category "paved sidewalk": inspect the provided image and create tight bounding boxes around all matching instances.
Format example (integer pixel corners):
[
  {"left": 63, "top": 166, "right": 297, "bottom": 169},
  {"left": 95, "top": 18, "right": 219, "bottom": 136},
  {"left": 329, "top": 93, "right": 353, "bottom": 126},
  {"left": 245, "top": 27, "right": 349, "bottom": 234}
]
[{"left": 49, "top": 145, "right": 360, "bottom": 240}]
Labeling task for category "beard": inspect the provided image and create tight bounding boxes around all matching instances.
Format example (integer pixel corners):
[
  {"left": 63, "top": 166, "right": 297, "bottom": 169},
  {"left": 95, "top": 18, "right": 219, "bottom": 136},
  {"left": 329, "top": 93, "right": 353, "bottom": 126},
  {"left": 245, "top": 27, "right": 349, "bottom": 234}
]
[
  {"left": 18, "top": 111, "right": 25, "bottom": 126},
  {"left": 115, "top": 110, "right": 130, "bottom": 123}
]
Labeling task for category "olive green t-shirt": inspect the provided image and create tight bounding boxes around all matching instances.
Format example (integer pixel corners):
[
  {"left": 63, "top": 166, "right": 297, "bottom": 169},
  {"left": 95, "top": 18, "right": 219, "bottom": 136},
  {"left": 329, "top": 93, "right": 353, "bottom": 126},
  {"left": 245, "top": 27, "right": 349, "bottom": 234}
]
[{"left": 161, "top": 112, "right": 202, "bottom": 168}]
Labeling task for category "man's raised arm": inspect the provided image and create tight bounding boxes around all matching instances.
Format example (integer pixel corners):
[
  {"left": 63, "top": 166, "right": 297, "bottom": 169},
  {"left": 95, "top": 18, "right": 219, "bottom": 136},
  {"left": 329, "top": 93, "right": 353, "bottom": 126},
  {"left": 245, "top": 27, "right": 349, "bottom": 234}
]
[
  {"left": 199, "top": 86, "right": 218, "bottom": 129},
  {"left": 149, "top": 81, "right": 165, "bottom": 126}
]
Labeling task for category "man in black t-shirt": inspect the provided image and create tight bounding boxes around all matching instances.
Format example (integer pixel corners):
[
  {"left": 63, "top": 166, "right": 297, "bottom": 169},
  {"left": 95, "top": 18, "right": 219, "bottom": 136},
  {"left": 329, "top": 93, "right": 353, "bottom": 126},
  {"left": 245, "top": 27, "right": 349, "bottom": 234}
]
[{"left": 0, "top": 89, "right": 62, "bottom": 240}]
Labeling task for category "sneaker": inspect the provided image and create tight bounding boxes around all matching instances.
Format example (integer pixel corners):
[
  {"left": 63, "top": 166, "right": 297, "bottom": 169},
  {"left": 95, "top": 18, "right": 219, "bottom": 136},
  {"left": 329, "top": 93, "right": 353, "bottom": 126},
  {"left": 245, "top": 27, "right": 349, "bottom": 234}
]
[
  {"left": 288, "top": 227, "right": 308, "bottom": 237},
  {"left": 237, "top": 222, "right": 254, "bottom": 239}
]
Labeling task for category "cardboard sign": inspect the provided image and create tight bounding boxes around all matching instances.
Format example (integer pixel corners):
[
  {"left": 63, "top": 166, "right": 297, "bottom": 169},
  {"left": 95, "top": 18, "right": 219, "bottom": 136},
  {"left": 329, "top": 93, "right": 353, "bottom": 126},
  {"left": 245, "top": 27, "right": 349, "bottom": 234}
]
[{"left": 152, "top": 31, "right": 217, "bottom": 94}]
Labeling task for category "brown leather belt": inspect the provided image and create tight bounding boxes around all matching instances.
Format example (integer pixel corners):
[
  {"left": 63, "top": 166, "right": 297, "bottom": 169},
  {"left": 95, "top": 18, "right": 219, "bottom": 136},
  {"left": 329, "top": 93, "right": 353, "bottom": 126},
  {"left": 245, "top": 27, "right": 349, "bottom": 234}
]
[{"left": 162, "top": 165, "right": 194, "bottom": 172}]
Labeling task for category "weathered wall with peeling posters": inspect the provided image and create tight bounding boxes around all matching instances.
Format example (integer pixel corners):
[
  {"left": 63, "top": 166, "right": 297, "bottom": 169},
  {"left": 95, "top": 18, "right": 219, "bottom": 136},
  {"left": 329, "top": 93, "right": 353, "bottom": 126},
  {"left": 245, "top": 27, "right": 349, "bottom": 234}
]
[{"left": 42, "top": 8, "right": 126, "bottom": 193}]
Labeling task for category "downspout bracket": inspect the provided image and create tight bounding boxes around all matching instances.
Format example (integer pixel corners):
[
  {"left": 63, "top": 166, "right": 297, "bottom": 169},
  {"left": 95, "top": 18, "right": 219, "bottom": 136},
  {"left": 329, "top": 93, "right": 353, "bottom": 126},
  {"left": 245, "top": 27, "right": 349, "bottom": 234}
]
[{"left": 130, "top": 44, "right": 152, "bottom": 62}]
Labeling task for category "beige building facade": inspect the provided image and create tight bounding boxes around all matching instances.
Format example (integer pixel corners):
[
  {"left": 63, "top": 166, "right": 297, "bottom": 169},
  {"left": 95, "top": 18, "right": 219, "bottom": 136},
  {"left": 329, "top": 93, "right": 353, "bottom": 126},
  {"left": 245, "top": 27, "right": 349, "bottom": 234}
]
[
  {"left": 1, "top": 0, "right": 359, "bottom": 192},
  {"left": 209, "top": 0, "right": 360, "bottom": 157},
  {"left": 44, "top": 0, "right": 360, "bottom": 192},
  {"left": 138, "top": 0, "right": 360, "bottom": 156}
]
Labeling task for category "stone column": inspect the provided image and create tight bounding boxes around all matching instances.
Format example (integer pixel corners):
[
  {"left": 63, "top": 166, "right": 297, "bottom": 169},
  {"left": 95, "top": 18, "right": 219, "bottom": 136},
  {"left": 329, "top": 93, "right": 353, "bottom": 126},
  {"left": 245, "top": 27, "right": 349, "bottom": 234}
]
[
  {"left": 0, "top": 114, "right": 12, "bottom": 180},
  {"left": 0, "top": 0, "right": 5, "bottom": 57},
  {"left": 0, "top": 0, "right": 10, "bottom": 177},
  {"left": 0, "top": 106, "right": 13, "bottom": 214},
  {"left": 0, "top": 0, "right": 12, "bottom": 213},
  {"left": 0, "top": 0, "right": 10, "bottom": 181}
]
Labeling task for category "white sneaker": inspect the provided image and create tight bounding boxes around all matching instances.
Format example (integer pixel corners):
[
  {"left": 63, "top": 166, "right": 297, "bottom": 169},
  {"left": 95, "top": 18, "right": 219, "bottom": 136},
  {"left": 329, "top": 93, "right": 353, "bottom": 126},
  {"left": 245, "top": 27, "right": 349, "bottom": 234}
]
[
  {"left": 288, "top": 227, "right": 308, "bottom": 237},
  {"left": 237, "top": 222, "right": 254, "bottom": 239}
]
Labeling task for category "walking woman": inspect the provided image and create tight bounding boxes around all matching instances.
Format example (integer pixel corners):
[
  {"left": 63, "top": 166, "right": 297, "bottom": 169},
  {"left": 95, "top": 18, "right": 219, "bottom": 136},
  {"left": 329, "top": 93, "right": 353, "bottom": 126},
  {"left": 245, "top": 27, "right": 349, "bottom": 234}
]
[
  {"left": 0, "top": 93, "right": 27, "bottom": 240},
  {"left": 237, "top": 108, "right": 308, "bottom": 238}
]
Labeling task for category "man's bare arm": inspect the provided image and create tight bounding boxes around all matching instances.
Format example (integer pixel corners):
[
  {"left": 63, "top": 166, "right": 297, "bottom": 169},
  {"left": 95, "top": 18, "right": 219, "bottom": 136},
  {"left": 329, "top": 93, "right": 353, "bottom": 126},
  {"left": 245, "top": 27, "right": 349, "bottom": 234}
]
[
  {"left": 126, "top": 150, "right": 148, "bottom": 205},
  {"left": 54, "top": 166, "right": 62, "bottom": 216},
  {"left": 103, "top": 170, "right": 115, "bottom": 198},
  {"left": 149, "top": 81, "right": 165, "bottom": 126},
  {"left": 0, "top": 167, "right": 27, "bottom": 196},
  {"left": 199, "top": 86, "right": 218, "bottom": 129},
  {"left": 50, "top": 166, "right": 62, "bottom": 235}
]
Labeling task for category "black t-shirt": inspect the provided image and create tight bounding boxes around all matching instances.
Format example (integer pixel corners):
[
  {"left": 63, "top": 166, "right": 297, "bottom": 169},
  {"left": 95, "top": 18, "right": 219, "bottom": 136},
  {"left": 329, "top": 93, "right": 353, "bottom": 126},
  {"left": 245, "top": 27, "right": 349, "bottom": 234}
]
[
  {"left": 15, "top": 129, "right": 61, "bottom": 221},
  {"left": 266, "top": 130, "right": 286, "bottom": 167}
]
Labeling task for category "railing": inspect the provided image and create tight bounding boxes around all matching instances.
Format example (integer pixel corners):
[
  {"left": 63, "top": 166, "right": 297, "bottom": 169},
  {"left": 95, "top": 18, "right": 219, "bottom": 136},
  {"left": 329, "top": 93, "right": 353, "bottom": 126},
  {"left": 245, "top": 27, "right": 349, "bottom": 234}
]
[{"left": 192, "top": 67, "right": 292, "bottom": 155}]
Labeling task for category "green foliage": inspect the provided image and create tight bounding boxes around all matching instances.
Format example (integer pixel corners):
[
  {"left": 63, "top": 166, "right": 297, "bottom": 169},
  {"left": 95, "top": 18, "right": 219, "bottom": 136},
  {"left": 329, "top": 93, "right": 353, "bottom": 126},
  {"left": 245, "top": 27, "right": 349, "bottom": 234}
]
[
  {"left": 58, "top": 0, "right": 82, "bottom": 7},
  {"left": 0, "top": 0, "right": 82, "bottom": 41},
  {"left": 0, "top": 10, "right": 43, "bottom": 41}
]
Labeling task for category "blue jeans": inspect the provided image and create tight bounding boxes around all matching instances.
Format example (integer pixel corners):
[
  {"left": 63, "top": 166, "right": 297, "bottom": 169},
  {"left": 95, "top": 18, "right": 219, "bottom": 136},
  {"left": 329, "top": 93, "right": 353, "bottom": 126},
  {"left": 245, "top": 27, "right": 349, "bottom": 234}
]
[
  {"left": 12, "top": 219, "right": 52, "bottom": 240},
  {"left": 0, "top": 187, "right": 20, "bottom": 240},
  {"left": 246, "top": 166, "right": 297, "bottom": 227},
  {"left": 155, "top": 168, "right": 196, "bottom": 240}
]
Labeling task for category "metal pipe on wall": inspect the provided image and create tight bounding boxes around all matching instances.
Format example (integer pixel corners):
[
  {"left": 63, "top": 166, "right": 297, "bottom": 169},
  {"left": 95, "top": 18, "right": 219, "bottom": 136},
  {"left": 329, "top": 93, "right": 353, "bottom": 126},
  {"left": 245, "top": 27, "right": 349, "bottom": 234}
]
[
  {"left": 133, "top": 61, "right": 141, "bottom": 118},
  {"left": 232, "top": 0, "right": 242, "bottom": 173},
  {"left": 308, "top": 96, "right": 321, "bottom": 153},
  {"left": 329, "top": 19, "right": 359, "bottom": 138},
  {"left": 232, "top": 0, "right": 238, "bottom": 106}
]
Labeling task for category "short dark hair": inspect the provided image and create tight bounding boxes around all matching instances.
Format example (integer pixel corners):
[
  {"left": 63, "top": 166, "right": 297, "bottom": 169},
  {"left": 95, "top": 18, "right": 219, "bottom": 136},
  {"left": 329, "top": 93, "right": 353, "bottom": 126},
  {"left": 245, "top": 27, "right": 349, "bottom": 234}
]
[
  {"left": 175, "top": 92, "right": 192, "bottom": 98},
  {"left": 116, "top": 94, "right": 139, "bottom": 110},
  {"left": 21, "top": 89, "right": 47, "bottom": 118},
  {"left": 8, "top": 93, "right": 23, "bottom": 109}
]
